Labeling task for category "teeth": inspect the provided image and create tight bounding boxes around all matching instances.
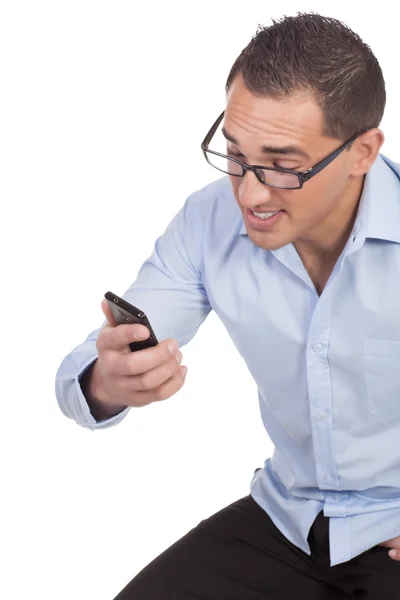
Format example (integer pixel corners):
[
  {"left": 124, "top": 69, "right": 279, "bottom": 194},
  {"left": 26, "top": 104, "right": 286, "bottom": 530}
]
[{"left": 252, "top": 211, "right": 279, "bottom": 219}]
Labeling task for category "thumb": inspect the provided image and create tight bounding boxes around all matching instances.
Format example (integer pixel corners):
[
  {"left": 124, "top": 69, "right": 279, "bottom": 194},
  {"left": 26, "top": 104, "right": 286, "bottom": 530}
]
[{"left": 101, "top": 298, "right": 118, "bottom": 327}]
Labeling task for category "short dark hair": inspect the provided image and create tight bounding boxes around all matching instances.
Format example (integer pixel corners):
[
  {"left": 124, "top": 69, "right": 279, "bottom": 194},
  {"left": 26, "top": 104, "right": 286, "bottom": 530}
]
[{"left": 225, "top": 13, "right": 386, "bottom": 141}]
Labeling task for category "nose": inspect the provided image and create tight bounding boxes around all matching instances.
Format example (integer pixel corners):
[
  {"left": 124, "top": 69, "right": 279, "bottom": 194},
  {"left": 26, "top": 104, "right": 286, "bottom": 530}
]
[{"left": 237, "top": 171, "right": 273, "bottom": 210}]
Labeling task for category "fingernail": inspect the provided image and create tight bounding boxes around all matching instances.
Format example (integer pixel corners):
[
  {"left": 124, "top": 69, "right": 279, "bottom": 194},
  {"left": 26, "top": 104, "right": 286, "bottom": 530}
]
[
  {"left": 176, "top": 351, "right": 183, "bottom": 364},
  {"left": 389, "top": 549, "right": 397, "bottom": 558},
  {"left": 134, "top": 326, "right": 148, "bottom": 340},
  {"left": 181, "top": 366, "right": 188, "bottom": 378},
  {"left": 168, "top": 340, "right": 179, "bottom": 354}
]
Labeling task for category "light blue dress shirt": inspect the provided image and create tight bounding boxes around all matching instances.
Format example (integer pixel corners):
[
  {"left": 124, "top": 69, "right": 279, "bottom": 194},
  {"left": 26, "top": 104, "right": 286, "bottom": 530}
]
[{"left": 56, "top": 153, "right": 400, "bottom": 567}]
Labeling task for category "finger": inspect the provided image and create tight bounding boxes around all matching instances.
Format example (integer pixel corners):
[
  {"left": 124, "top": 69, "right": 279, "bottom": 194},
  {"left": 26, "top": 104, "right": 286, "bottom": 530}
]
[
  {"left": 98, "top": 322, "right": 150, "bottom": 352},
  {"left": 379, "top": 537, "right": 400, "bottom": 548},
  {"left": 123, "top": 365, "right": 188, "bottom": 407},
  {"left": 120, "top": 339, "right": 180, "bottom": 376},
  {"left": 389, "top": 549, "right": 400, "bottom": 560},
  {"left": 101, "top": 298, "right": 118, "bottom": 327},
  {"left": 127, "top": 350, "right": 184, "bottom": 391}
]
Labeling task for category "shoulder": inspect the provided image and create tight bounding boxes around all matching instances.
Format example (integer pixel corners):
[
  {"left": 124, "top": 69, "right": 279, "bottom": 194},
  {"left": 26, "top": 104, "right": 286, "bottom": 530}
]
[
  {"left": 186, "top": 175, "right": 235, "bottom": 207},
  {"left": 185, "top": 176, "right": 243, "bottom": 232}
]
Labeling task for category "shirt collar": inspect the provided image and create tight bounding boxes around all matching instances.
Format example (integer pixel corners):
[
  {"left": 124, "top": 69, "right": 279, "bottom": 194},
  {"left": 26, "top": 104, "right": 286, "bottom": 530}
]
[
  {"left": 239, "top": 153, "right": 400, "bottom": 244},
  {"left": 362, "top": 153, "right": 400, "bottom": 243}
]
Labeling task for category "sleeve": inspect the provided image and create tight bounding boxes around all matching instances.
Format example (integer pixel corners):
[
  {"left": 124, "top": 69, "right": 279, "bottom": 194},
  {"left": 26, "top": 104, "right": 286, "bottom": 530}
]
[{"left": 55, "top": 192, "right": 212, "bottom": 431}]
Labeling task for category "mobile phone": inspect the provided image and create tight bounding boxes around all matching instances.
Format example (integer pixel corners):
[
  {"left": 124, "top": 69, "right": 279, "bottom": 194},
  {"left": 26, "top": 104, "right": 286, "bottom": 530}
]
[{"left": 104, "top": 291, "right": 159, "bottom": 352}]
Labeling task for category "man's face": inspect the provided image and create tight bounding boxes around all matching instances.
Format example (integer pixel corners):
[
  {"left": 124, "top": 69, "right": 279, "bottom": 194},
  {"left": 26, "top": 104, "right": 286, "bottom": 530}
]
[{"left": 225, "top": 75, "right": 357, "bottom": 251}]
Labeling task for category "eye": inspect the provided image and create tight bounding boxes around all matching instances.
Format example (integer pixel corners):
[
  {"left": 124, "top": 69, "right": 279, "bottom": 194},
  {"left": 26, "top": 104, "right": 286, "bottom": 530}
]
[
  {"left": 228, "top": 150, "right": 245, "bottom": 159},
  {"left": 273, "top": 162, "right": 299, "bottom": 171}
]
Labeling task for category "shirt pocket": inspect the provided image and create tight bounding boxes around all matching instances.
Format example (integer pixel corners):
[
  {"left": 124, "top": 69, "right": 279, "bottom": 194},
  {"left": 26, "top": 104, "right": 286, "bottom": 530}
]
[{"left": 363, "top": 338, "right": 400, "bottom": 419}]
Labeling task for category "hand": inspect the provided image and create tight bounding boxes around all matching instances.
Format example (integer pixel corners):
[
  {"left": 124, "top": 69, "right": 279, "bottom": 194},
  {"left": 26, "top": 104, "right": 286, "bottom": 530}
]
[
  {"left": 87, "top": 299, "right": 188, "bottom": 411},
  {"left": 379, "top": 535, "right": 400, "bottom": 560}
]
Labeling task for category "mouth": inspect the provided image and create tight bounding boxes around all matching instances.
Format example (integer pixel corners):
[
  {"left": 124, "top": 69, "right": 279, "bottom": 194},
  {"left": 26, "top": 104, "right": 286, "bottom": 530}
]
[{"left": 246, "top": 208, "right": 285, "bottom": 230}]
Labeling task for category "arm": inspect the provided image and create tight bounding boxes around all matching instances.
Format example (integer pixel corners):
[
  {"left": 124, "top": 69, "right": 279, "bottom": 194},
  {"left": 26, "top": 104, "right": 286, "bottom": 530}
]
[
  {"left": 80, "top": 359, "right": 127, "bottom": 421},
  {"left": 55, "top": 192, "right": 212, "bottom": 430}
]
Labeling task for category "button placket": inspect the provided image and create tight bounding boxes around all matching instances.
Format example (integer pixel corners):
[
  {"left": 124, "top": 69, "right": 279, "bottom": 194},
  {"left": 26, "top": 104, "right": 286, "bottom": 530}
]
[{"left": 306, "top": 288, "right": 339, "bottom": 490}]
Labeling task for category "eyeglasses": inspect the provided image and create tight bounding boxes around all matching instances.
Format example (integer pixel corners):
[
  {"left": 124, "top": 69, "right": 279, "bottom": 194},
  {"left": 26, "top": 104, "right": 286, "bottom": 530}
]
[{"left": 201, "top": 111, "right": 360, "bottom": 190}]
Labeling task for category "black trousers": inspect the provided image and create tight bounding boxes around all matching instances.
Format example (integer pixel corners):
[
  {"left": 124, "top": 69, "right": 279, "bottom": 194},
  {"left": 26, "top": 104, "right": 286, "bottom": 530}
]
[{"left": 113, "top": 494, "right": 400, "bottom": 599}]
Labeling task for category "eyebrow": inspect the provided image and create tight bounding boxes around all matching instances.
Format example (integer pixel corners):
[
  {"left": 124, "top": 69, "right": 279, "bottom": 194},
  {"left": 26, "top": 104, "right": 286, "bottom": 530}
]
[{"left": 221, "top": 127, "right": 311, "bottom": 161}]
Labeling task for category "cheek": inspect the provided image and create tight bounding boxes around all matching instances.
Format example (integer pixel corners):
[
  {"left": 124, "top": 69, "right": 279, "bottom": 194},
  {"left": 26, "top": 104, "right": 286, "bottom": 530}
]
[
  {"left": 286, "top": 173, "right": 338, "bottom": 219},
  {"left": 229, "top": 174, "right": 239, "bottom": 190},
  {"left": 229, "top": 175, "right": 241, "bottom": 203}
]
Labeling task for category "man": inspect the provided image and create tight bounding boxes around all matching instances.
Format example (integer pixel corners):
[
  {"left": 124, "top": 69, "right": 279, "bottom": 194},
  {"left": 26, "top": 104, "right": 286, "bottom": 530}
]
[{"left": 56, "top": 12, "right": 400, "bottom": 598}]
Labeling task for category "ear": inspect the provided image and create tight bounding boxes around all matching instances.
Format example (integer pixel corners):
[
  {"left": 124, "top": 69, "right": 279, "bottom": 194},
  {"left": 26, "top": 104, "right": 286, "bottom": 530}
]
[{"left": 351, "top": 128, "right": 385, "bottom": 176}]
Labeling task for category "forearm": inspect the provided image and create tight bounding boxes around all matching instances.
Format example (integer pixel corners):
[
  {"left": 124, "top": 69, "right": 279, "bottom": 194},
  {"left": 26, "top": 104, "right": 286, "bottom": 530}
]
[{"left": 80, "top": 360, "right": 127, "bottom": 421}]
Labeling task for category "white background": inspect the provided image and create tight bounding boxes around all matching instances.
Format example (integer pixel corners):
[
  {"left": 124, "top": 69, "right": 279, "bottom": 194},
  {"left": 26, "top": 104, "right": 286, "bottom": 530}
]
[{"left": 1, "top": 1, "right": 399, "bottom": 598}]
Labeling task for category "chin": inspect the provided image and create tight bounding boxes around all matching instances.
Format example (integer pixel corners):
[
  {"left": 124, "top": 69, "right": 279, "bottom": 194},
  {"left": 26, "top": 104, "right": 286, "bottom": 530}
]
[{"left": 246, "top": 229, "right": 293, "bottom": 251}]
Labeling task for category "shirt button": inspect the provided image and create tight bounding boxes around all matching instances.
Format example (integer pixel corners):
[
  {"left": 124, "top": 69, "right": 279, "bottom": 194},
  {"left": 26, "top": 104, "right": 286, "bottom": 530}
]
[
  {"left": 324, "top": 473, "right": 332, "bottom": 482},
  {"left": 332, "top": 494, "right": 341, "bottom": 501},
  {"left": 317, "top": 412, "right": 326, "bottom": 421},
  {"left": 313, "top": 343, "right": 323, "bottom": 353}
]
